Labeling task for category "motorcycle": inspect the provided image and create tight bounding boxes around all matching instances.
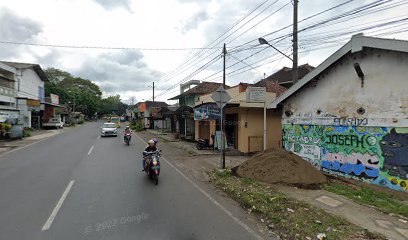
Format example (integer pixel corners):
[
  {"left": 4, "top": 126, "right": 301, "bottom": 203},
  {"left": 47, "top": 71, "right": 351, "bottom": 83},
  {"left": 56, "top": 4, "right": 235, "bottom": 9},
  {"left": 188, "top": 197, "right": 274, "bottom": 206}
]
[
  {"left": 196, "top": 134, "right": 215, "bottom": 150},
  {"left": 143, "top": 150, "right": 161, "bottom": 185},
  {"left": 124, "top": 133, "right": 131, "bottom": 145}
]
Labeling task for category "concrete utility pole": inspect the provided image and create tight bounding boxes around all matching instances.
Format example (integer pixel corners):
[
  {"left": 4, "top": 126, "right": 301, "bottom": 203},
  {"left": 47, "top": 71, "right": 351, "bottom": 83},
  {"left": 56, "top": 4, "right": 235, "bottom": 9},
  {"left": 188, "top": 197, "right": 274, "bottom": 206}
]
[
  {"left": 152, "top": 82, "right": 155, "bottom": 102},
  {"left": 222, "top": 43, "right": 227, "bottom": 169},
  {"left": 293, "top": 0, "right": 299, "bottom": 83}
]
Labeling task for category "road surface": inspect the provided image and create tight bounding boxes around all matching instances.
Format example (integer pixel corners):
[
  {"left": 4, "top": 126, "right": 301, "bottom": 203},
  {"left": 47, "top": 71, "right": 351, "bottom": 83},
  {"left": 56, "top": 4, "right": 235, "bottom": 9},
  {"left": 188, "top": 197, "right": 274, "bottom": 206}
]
[{"left": 0, "top": 122, "right": 261, "bottom": 240}]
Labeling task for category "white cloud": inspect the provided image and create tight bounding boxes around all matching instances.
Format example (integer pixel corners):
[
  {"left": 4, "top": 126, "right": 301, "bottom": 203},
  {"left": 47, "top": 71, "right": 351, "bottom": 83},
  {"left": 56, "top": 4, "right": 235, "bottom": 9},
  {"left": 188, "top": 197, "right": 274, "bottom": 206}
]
[{"left": 0, "top": 0, "right": 407, "bottom": 102}]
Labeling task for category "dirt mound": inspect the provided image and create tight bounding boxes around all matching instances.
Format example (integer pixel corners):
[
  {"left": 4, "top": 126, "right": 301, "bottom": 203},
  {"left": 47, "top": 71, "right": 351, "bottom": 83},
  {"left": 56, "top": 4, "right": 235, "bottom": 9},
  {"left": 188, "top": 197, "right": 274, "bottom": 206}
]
[{"left": 233, "top": 148, "right": 327, "bottom": 187}]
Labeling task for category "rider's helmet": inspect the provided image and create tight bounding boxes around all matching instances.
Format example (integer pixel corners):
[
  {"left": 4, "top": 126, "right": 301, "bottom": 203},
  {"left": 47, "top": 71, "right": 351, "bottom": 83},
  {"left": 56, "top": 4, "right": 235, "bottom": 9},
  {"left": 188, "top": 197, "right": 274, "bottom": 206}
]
[
  {"left": 148, "top": 139, "right": 155, "bottom": 147},
  {"left": 125, "top": 125, "right": 130, "bottom": 129}
]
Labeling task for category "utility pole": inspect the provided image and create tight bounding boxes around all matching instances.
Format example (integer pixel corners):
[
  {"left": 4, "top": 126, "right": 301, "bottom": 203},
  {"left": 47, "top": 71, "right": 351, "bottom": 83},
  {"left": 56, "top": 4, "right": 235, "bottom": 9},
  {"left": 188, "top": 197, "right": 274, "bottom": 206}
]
[
  {"left": 152, "top": 82, "right": 155, "bottom": 102},
  {"left": 221, "top": 43, "right": 227, "bottom": 169},
  {"left": 293, "top": 0, "right": 299, "bottom": 83}
]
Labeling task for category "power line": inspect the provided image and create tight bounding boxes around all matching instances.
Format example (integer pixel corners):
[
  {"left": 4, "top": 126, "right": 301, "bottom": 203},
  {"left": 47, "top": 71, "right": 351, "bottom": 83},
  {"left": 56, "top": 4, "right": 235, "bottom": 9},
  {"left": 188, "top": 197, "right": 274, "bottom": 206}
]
[
  {"left": 0, "top": 40, "right": 229, "bottom": 51},
  {"left": 159, "top": 0, "right": 286, "bottom": 85},
  {"left": 159, "top": 0, "right": 274, "bottom": 82}
]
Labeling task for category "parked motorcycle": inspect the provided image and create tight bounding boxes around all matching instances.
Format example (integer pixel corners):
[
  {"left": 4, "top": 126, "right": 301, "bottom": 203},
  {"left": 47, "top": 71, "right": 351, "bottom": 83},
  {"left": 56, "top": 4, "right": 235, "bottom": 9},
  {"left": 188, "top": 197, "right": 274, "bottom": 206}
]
[
  {"left": 124, "top": 133, "right": 131, "bottom": 145},
  {"left": 196, "top": 134, "right": 215, "bottom": 150},
  {"left": 143, "top": 150, "right": 161, "bottom": 185}
]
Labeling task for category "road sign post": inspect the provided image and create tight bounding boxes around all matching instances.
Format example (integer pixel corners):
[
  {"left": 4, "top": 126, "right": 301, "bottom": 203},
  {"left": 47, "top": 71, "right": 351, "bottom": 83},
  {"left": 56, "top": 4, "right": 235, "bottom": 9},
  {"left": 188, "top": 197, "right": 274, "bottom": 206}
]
[{"left": 211, "top": 86, "right": 231, "bottom": 168}]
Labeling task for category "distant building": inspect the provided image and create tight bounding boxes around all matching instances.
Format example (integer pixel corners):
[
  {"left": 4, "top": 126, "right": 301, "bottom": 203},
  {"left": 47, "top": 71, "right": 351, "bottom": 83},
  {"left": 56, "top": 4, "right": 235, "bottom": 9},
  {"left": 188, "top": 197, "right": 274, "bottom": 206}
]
[
  {"left": 194, "top": 82, "right": 287, "bottom": 153},
  {"left": 258, "top": 63, "right": 314, "bottom": 88},
  {"left": 270, "top": 34, "right": 408, "bottom": 192},
  {"left": 169, "top": 81, "right": 226, "bottom": 139},
  {"left": 138, "top": 101, "right": 168, "bottom": 129}
]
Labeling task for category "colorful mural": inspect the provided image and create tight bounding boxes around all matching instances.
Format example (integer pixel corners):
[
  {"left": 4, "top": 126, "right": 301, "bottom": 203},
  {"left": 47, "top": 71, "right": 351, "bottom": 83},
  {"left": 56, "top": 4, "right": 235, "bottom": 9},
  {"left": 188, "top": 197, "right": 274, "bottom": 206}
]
[{"left": 282, "top": 124, "right": 408, "bottom": 192}]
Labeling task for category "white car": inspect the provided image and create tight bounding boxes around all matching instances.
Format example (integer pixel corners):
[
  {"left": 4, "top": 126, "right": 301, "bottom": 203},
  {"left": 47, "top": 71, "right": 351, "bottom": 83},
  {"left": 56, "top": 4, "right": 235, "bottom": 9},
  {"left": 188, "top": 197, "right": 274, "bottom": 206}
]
[{"left": 101, "top": 122, "right": 118, "bottom": 137}]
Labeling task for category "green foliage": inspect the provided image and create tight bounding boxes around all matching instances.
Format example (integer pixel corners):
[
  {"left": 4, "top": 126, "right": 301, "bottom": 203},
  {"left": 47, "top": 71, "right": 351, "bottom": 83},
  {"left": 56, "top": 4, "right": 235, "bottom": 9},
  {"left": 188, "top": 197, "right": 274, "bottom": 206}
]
[
  {"left": 44, "top": 68, "right": 127, "bottom": 118},
  {"left": 77, "top": 119, "right": 85, "bottom": 124},
  {"left": 130, "top": 121, "right": 143, "bottom": 132},
  {"left": 211, "top": 172, "right": 385, "bottom": 240},
  {"left": 99, "top": 95, "right": 128, "bottom": 116},
  {"left": 324, "top": 183, "right": 408, "bottom": 218},
  {"left": 23, "top": 127, "right": 32, "bottom": 138}
]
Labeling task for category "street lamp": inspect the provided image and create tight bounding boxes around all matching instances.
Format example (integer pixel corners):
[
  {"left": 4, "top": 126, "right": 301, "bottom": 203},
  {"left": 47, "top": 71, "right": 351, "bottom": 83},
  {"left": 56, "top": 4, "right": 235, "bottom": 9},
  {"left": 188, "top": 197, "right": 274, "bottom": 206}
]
[
  {"left": 258, "top": 37, "right": 293, "bottom": 62},
  {"left": 258, "top": 37, "right": 295, "bottom": 152}
]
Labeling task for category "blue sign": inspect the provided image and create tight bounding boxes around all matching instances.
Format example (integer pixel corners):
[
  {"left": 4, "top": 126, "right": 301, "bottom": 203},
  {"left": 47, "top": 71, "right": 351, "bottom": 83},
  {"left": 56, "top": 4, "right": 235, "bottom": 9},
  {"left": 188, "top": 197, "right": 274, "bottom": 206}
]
[{"left": 194, "top": 104, "right": 221, "bottom": 120}]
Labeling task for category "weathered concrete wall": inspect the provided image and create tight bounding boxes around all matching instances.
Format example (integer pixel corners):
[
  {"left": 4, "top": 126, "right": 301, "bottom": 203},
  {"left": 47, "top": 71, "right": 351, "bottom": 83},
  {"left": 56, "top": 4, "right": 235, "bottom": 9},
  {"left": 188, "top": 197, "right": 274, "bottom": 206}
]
[
  {"left": 283, "top": 49, "right": 408, "bottom": 127},
  {"left": 281, "top": 49, "right": 408, "bottom": 192}
]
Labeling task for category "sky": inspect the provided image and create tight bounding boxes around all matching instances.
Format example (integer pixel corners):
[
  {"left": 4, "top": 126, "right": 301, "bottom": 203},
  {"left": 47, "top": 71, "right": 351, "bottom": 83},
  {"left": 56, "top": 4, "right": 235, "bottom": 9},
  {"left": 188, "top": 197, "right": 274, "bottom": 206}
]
[{"left": 0, "top": 0, "right": 407, "bottom": 104}]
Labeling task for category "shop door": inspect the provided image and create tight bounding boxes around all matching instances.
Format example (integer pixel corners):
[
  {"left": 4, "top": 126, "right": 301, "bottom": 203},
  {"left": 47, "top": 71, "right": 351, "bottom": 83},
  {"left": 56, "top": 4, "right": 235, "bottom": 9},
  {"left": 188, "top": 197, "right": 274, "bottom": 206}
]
[
  {"left": 225, "top": 114, "right": 238, "bottom": 149},
  {"left": 199, "top": 121, "right": 211, "bottom": 140}
]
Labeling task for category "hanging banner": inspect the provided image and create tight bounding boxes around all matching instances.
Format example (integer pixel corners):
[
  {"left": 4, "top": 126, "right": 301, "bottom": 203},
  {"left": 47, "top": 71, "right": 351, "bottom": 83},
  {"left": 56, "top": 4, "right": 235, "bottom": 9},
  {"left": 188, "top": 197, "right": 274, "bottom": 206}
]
[{"left": 194, "top": 104, "right": 221, "bottom": 120}]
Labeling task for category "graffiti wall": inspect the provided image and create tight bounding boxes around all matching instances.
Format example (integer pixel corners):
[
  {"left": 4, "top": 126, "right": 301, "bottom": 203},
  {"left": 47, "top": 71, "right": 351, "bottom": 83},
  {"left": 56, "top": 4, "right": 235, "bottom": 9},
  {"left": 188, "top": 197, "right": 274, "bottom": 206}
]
[{"left": 282, "top": 124, "right": 408, "bottom": 192}]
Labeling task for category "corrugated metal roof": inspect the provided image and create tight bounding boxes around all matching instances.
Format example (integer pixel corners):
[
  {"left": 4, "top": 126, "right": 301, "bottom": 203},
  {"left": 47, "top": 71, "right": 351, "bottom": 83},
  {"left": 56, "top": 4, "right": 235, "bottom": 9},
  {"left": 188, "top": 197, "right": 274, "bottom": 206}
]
[{"left": 0, "top": 61, "right": 48, "bottom": 82}]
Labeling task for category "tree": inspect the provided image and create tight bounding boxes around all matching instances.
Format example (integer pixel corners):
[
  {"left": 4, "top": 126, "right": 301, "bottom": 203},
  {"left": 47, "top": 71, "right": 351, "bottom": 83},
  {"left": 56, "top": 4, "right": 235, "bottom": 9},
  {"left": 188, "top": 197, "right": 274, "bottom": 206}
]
[
  {"left": 99, "top": 95, "right": 128, "bottom": 116},
  {"left": 44, "top": 68, "right": 102, "bottom": 117}
]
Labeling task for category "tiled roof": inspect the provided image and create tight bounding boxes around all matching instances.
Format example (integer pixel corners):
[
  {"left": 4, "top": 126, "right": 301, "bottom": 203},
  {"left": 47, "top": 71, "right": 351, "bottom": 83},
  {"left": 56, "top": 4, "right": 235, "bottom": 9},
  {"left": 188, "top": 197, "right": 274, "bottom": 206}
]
[
  {"left": 253, "top": 80, "right": 288, "bottom": 96},
  {"left": 145, "top": 101, "right": 168, "bottom": 108},
  {"left": 168, "top": 82, "right": 226, "bottom": 100},
  {"left": 265, "top": 64, "right": 314, "bottom": 84}
]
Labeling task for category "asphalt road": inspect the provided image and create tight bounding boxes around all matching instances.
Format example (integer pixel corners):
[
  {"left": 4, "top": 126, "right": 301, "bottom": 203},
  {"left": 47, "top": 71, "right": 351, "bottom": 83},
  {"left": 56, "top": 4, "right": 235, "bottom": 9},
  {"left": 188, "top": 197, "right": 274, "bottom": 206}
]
[{"left": 0, "top": 122, "right": 261, "bottom": 240}]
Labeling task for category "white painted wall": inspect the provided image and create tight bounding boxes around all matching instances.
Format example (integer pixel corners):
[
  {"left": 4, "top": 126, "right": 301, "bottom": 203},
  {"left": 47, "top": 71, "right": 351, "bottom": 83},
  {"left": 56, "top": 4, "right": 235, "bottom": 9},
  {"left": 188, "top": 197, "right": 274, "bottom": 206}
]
[
  {"left": 283, "top": 49, "right": 408, "bottom": 127},
  {"left": 17, "top": 68, "right": 44, "bottom": 100}
]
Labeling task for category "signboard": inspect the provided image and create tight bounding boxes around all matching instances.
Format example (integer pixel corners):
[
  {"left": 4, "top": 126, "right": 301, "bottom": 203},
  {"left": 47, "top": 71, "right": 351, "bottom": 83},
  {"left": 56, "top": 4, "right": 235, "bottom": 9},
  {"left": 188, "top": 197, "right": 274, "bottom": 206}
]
[
  {"left": 194, "top": 104, "right": 221, "bottom": 120},
  {"left": 27, "top": 99, "right": 41, "bottom": 107},
  {"left": 246, "top": 87, "right": 266, "bottom": 103},
  {"left": 214, "top": 131, "right": 227, "bottom": 150},
  {"left": 50, "top": 94, "right": 59, "bottom": 105},
  {"left": 0, "top": 110, "right": 19, "bottom": 123},
  {"left": 211, "top": 86, "right": 231, "bottom": 108}
]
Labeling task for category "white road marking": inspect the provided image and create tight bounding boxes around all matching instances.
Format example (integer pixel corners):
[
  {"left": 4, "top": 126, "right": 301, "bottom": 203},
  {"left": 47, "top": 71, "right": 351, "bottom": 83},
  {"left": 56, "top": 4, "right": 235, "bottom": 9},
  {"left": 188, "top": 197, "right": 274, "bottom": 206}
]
[
  {"left": 41, "top": 180, "right": 75, "bottom": 231},
  {"left": 134, "top": 134, "right": 263, "bottom": 240},
  {"left": 97, "top": 136, "right": 101, "bottom": 139},
  {"left": 88, "top": 145, "right": 94, "bottom": 155}
]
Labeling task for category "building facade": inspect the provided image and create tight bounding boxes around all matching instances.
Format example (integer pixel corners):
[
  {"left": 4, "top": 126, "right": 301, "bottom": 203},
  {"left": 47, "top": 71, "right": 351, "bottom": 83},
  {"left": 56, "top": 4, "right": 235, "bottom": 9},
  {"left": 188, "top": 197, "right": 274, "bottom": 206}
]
[
  {"left": 0, "top": 62, "right": 18, "bottom": 123},
  {"left": 1, "top": 62, "right": 47, "bottom": 128},
  {"left": 194, "top": 82, "right": 286, "bottom": 153},
  {"left": 271, "top": 35, "right": 408, "bottom": 192}
]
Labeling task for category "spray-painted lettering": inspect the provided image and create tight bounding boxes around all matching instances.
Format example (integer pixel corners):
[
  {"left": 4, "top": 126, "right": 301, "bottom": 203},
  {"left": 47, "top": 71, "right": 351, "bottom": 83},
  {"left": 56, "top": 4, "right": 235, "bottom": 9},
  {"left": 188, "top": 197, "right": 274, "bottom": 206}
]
[{"left": 334, "top": 117, "right": 368, "bottom": 126}]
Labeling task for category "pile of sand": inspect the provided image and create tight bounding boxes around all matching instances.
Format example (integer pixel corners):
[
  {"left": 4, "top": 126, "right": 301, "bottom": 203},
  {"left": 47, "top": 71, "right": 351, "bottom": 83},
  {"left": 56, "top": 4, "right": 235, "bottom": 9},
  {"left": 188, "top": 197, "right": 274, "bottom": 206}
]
[{"left": 233, "top": 148, "right": 327, "bottom": 187}]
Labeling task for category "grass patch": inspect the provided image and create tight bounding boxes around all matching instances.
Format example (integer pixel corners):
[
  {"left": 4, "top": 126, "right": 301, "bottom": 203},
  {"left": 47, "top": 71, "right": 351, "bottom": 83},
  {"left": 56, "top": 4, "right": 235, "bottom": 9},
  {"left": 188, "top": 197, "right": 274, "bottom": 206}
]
[
  {"left": 324, "top": 183, "right": 408, "bottom": 218},
  {"left": 23, "top": 127, "right": 32, "bottom": 138},
  {"left": 211, "top": 170, "right": 385, "bottom": 240}
]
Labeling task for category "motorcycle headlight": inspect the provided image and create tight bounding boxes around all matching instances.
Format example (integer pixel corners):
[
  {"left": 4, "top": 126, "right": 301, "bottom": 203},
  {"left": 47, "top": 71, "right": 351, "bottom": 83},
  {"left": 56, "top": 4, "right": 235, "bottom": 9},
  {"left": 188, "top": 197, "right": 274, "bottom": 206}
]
[{"left": 153, "top": 160, "right": 158, "bottom": 166}]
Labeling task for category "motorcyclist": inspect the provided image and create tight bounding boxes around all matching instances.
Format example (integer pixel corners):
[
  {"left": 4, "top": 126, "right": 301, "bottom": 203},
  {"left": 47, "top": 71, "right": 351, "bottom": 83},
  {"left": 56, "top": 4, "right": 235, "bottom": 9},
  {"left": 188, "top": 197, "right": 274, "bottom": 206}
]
[
  {"left": 124, "top": 126, "right": 132, "bottom": 141},
  {"left": 142, "top": 139, "right": 158, "bottom": 171}
]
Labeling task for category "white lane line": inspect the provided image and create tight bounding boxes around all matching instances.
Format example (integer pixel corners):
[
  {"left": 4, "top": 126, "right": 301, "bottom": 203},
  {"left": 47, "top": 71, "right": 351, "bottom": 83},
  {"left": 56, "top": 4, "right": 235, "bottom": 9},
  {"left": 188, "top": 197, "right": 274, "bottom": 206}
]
[
  {"left": 88, "top": 145, "right": 94, "bottom": 155},
  {"left": 97, "top": 136, "right": 101, "bottom": 140},
  {"left": 134, "top": 134, "right": 263, "bottom": 240},
  {"left": 41, "top": 180, "right": 75, "bottom": 231}
]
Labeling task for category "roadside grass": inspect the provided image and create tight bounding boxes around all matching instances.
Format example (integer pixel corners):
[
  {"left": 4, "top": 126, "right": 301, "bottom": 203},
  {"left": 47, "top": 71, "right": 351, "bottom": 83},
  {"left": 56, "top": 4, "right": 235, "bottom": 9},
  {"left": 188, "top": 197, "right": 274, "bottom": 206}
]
[
  {"left": 23, "top": 127, "right": 32, "bottom": 138},
  {"left": 324, "top": 183, "right": 408, "bottom": 218},
  {"left": 211, "top": 170, "right": 385, "bottom": 240}
]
